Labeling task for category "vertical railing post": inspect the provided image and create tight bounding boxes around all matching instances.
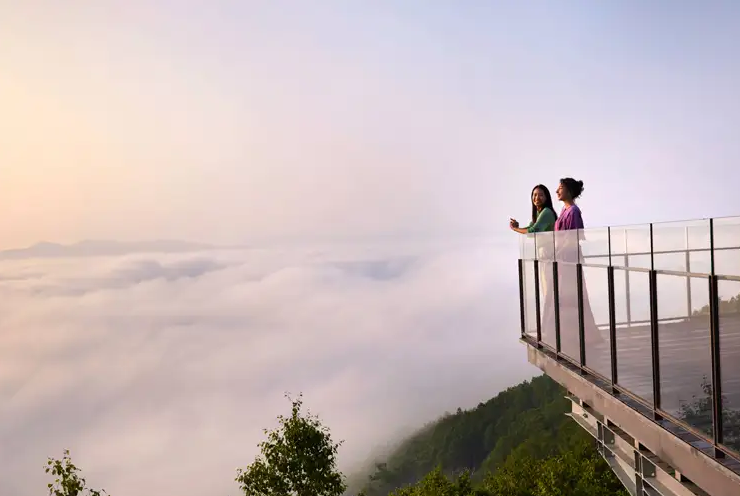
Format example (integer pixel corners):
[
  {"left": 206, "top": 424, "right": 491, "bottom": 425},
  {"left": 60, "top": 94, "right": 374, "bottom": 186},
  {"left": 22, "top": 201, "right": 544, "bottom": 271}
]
[
  {"left": 534, "top": 260, "right": 542, "bottom": 345},
  {"left": 577, "top": 227, "right": 586, "bottom": 368},
  {"left": 577, "top": 262, "right": 586, "bottom": 367},
  {"left": 685, "top": 226, "right": 692, "bottom": 319},
  {"left": 709, "top": 218, "right": 724, "bottom": 455},
  {"left": 553, "top": 261, "right": 561, "bottom": 354},
  {"left": 553, "top": 233, "right": 561, "bottom": 354},
  {"left": 624, "top": 230, "right": 632, "bottom": 326},
  {"left": 608, "top": 227, "right": 618, "bottom": 389},
  {"left": 650, "top": 270, "right": 661, "bottom": 415},
  {"left": 518, "top": 258, "right": 526, "bottom": 337},
  {"left": 649, "top": 223, "right": 662, "bottom": 416},
  {"left": 533, "top": 233, "right": 542, "bottom": 346},
  {"left": 608, "top": 266, "right": 618, "bottom": 387}
]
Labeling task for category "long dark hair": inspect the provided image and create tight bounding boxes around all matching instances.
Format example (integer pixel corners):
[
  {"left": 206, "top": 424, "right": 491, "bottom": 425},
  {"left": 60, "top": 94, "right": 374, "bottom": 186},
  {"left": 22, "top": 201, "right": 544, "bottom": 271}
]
[{"left": 531, "top": 184, "right": 557, "bottom": 225}]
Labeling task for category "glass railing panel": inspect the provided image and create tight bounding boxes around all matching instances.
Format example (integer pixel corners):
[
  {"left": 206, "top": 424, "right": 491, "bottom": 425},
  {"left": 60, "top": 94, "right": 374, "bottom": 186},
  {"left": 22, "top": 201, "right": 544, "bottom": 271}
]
[
  {"left": 534, "top": 231, "right": 555, "bottom": 262},
  {"left": 534, "top": 231, "right": 555, "bottom": 346},
  {"left": 713, "top": 216, "right": 740, "bottom": 277},
  {"left": 523, "top": 260, "right": 538, "bottom": 339},
  {"left": 517, "top": 215, "right": 740, "bottom": 454},
  {"left": 557, "top": 259, "right": 581, "bottom": 363},
  {"left": 610, "top": 224, "right": 652, "bottom": 271},
  {"left": 582, "top": 265, "right": 611, "bottom": 380},
  {"left": 520, "top": 233, "right": 537, "bottom": 261},
  {"left": 714, "top": 216, "right": 740, "bottom": 453},
  {"left": 688, "top": 220, "right": 713, "bottom": 274},
  {"left": 652, "top": 219, "right": 711, "bottom": 274},
  {"left": 554, "top": 229, "right": 580, "bottom": 264},
  {"left": 690, "top": 248, "right": 713, "bottom": 277},
  {"left": 718, "top": 278, "right": 740, "bottom": 453},
  {"left": 612, "top": 266, "right": 651, "bottom": 329},
  {"left": 580, "top": 227, "right": 610, "bottom": 266},
  {"left": 538, "top": 261, "right": 556, "bottom": 349},
  {"left": 657, "top": 274, "right": 713, "bottom": 438},
  {"left": 614, "top": 268, "right": 653, "bottom": 406}
]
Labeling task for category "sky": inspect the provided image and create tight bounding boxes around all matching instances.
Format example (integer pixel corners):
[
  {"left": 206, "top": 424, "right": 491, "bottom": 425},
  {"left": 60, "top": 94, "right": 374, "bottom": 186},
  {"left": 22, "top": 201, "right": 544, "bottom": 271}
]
[
  {"left": 2, "top": 1, "right": 740, "bottom": 248},
  {"left": 3, "top": 1, "right": 740, "bottom": 494}
]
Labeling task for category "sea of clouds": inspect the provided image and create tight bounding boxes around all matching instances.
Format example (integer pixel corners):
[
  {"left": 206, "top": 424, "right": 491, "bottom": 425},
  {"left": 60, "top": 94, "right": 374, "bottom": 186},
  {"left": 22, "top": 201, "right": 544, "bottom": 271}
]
[{"left": 0, "top": 236, "right": 536, "bottom": 495}]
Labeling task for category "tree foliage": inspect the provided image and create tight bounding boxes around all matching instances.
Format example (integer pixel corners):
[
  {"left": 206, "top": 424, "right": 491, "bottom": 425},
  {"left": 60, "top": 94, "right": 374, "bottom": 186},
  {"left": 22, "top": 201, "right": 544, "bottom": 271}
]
[
  {"left": 692, "top": 294, "right": 740, "bottom": 316},
  {"left": 382, "top": 445, "right": 627, "bottom": 496},
  {"left": 45, "top": 450, "right": 106, "bottom": 496},
  {"left": 482, "top": 445, "right": 627, "bottom": 496},
  {"left": 235, "top": 393, "right": 346, "bottom": 496},
  {"left": 678, "top": 375, "right": 740, "bottom": 451},
  {"left": 388, "top": 467, "right": 486, "bottom": 496}
]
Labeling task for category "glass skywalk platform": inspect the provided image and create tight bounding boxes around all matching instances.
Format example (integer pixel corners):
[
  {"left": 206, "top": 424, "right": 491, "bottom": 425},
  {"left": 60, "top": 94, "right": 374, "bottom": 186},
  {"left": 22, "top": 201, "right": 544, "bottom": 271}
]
[{"left": 518, "top": 216, "right": 740, "bottom": 496}]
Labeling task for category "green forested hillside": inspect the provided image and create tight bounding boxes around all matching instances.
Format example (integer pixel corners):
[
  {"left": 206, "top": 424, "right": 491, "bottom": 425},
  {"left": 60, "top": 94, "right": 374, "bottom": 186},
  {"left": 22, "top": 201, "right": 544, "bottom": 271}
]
[{"left": 357, "top": 374, "right": 627, "bottom": 496}]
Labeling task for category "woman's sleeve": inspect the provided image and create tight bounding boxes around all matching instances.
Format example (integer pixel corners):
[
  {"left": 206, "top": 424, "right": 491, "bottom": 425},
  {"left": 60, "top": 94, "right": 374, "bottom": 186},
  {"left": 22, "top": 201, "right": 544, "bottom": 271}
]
[
  {"left": 572, "top": 207, "right": 585, "bottom": 229},
  {"left": 527, "top": 209, "right": 555, "bottom": 233}
]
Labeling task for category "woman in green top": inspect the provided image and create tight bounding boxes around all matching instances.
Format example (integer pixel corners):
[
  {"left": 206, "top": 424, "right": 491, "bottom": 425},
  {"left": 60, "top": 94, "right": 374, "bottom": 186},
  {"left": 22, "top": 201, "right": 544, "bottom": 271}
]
[
  {"left": 509, "top": 184, "right": 557, "bottom": 234},
  {"left": 510, "top": 184, "right": 558, "bottom": 346}
]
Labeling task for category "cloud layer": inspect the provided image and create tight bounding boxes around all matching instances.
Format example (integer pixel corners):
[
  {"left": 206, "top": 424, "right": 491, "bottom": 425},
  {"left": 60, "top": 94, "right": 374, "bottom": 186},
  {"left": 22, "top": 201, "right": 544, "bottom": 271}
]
[{"left": 0, "top": 237, "right": 534, "bottom": 495}]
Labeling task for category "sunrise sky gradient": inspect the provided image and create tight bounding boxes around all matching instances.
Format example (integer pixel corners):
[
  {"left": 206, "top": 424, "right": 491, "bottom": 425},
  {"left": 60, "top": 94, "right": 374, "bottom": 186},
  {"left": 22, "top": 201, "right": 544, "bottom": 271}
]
[
  {"left": 3, "top": 1, "right": 740, "bottom": 249},
  {"left": 3, "top": 2, "right": 740, "bottom": 495}
]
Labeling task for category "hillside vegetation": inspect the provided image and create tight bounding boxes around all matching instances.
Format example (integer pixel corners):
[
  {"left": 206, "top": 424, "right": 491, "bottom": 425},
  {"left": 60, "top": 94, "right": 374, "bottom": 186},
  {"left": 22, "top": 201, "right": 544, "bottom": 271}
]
[{"left": 356, "top": 374, "right": 627, "bottom": 495}]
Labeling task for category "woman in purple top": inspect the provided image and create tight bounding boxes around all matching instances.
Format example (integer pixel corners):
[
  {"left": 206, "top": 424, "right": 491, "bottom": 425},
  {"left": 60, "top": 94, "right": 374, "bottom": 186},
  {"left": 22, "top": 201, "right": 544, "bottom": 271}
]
[
  {"left": 555, "top": 177, "right": 585, "bottom": 232},
  {"left": 552, "top": 177, "right": 605, "bottom": 357}
]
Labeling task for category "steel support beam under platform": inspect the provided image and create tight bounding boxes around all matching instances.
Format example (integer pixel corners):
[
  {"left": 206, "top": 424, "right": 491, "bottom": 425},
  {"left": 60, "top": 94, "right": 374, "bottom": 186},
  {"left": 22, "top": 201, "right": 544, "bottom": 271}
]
[
  {"left": 568, "top": 396, "right": 708, "bottom": 496},
  {"left": 524, "top": 341, "right": 740, "bottom": 496}
]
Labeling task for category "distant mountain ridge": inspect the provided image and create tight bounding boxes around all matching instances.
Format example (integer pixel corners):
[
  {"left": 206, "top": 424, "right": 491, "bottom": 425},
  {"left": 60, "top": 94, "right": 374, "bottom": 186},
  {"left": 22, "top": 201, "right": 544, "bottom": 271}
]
[{"left": 0, "top": 239, "right": 235, "bottom": 259}]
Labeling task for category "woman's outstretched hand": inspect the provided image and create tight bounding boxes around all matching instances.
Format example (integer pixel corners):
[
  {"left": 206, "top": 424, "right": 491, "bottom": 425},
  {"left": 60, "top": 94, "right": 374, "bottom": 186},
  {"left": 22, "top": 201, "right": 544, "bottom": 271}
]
[{"left": 509, "top": 218, "right": 519, "bottom": 229}]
